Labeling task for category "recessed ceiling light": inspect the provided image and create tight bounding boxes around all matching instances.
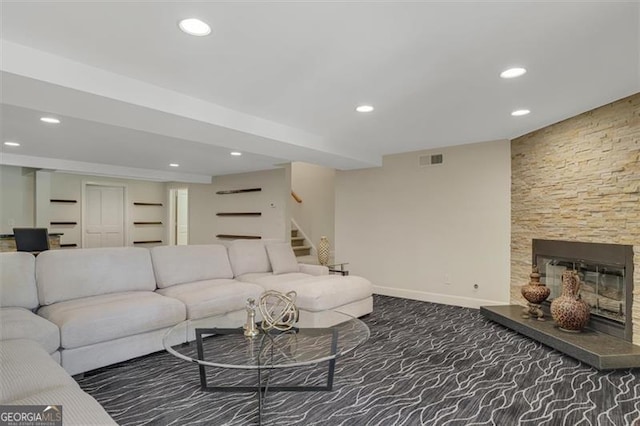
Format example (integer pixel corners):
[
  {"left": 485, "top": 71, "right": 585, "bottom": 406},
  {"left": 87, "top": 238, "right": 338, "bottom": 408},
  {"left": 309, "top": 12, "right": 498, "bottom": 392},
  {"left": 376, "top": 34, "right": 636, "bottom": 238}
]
[
  {"left": 500, "top": 67, "right": 527, "bottom": 79},
  {"left": 4, "top": 141, "right": 20, "bottom": 147},
  {"left": 230, "top": 151, "right": 242, "bottom": 156},
  {"left": 511, "top": 109, "right": 531, "bottom": 117},
  {"left": 169, "top": 163, "right": 180, "bottom": 167},
  {"left": 40, "top": 117, "right": 61, "bottom": 124},
  {"left": 178, "top": 18, "right": 211, "bottom": 36},
  {"left": 356, "top": 105, "right": 374, "bottom": 113}
]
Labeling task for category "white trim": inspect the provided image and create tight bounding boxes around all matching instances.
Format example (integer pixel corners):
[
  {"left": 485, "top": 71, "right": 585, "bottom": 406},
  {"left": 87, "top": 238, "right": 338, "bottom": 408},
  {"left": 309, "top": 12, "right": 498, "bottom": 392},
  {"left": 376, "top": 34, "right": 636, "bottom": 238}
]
[
  {"left": 168, "top": 188, "right": 177, "bottom": 246},
  {"left": 81, "top": 180, "right": 129, "bottom": 248},
  {"left": 290, "top": 218, "right": 316, "bottom": 255},
  {"left": 373, "top": 285, "right": 508, "bottom": 310},
  {"left": 1, "top": 153, "right": 212, "bottom": 184}
]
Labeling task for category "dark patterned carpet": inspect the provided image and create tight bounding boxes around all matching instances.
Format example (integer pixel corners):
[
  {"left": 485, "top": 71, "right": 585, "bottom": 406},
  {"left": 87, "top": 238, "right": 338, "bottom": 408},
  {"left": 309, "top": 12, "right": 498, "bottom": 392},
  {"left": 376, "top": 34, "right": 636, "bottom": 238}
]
[{"left": 76, "top": 296, "right": 640, "bottom": 425}]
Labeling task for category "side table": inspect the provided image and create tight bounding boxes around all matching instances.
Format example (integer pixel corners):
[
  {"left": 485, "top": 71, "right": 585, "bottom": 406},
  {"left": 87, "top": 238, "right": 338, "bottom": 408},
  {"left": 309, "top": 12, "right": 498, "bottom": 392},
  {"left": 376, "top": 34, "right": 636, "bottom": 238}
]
[{"left": 327, "top": 262, "right": 349, "bottom": 276}]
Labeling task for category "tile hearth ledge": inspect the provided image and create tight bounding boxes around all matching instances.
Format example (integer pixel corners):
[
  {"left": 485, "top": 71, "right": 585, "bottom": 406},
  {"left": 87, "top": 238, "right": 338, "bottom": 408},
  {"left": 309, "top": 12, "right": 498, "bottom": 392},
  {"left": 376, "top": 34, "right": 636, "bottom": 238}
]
[{"left": 480, "top": 305, "right": 640, "bottom": 370}]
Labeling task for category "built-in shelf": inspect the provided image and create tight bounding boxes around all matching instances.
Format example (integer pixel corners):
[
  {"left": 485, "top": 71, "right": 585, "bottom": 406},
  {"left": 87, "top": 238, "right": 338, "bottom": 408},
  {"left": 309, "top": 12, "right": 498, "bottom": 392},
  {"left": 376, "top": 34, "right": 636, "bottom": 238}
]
[
  {"left": 133, "top": 202, "right": 163, "bottom": 206},
  {"left": 216, "top": 212, "right": 262, "bottom": 217},
  {"left": 216, "top": 188, "right": 262, "bottom": 195},
  {"left": 133, "top": 221, "right": 163, "bottom": 225},
  {"left": 50, "top": 221, "right": 77, "bottom": 225},
  {"left": 50, "top": 199, "right": 77, "bottom": 203},
  {"left": 133, "top": 240, "right": 163, "bottom": 244},
  {"left": 216, "top": 234, "right": 261, "bottom": 240},
  {"left": 60, "top": 243, "right": 78, "bottom": 248}
]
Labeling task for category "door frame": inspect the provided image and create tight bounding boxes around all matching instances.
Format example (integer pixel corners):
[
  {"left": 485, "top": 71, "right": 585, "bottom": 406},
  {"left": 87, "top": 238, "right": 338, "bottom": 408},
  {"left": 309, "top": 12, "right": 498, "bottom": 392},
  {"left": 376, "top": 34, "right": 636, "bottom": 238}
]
[
  {"left": 168, "top": 187, "right": 189, "bottom": 245},
  {"left": 81, "top": 180, "right": 129, "bottom": 248}
]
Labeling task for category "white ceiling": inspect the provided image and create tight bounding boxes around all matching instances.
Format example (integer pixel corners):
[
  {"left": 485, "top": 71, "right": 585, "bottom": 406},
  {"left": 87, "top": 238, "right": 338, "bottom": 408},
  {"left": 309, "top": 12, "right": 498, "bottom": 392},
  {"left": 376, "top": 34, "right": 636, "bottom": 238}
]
[{"left": 1, "top": 1, "right": 638, "bottom": 182}]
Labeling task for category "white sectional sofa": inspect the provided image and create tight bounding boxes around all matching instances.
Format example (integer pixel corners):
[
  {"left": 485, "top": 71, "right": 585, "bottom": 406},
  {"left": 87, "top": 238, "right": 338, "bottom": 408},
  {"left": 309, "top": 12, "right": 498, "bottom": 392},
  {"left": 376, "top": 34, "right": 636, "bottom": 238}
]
[
  {"left": 0, "top": 241, "right": 373, "bottom": 424},
  {"left": 1, "top": 252, "right": 116, "bottom": 425},
  {"left": 229, "top": 240, "right": 373, "bottom": 320},
  {"left": 150, "top": 244, "right": 264, "bottom": 334},
  {"left": 36, "top": 247, "right": 187, "bottom": 375},
  {"left": 0, "top": 252, "right": 60, "bottom": 360}
]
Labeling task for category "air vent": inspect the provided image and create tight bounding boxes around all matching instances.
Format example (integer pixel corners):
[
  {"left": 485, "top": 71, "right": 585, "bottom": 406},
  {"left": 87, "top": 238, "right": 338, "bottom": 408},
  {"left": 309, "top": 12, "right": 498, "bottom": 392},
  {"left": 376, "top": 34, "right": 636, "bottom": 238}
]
[{"left": 419, "top": 154, "right": 444, "bottom": 166}]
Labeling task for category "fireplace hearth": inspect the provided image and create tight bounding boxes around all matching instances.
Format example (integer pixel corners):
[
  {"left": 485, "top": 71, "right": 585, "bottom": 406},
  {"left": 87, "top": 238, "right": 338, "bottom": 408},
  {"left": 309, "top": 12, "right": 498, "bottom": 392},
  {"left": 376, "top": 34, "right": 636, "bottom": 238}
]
[{"left": 532, "top": 239, "right": 634, "bottom": 342}]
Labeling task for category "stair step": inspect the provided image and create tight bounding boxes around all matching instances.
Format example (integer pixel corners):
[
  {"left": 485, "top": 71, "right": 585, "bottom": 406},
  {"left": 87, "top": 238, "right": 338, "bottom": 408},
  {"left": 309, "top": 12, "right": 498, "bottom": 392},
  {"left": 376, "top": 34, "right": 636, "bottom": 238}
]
[
  {"left": 292, "top": 245, "right": 311, "bottom": 256},
  {"left": 291, "top": 229, "right": 298, "bottom": 237},
  {"left": 291, "top": 236, "right": 305, "bottom": 247}
]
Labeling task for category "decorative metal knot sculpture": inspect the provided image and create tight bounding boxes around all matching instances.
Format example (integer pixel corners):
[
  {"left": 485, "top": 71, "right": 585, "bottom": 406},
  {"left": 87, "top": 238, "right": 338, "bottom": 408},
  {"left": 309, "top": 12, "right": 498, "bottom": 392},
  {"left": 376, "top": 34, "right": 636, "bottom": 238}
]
[{"left": 259, "top": 290, "right": 298, "bottom": 332}]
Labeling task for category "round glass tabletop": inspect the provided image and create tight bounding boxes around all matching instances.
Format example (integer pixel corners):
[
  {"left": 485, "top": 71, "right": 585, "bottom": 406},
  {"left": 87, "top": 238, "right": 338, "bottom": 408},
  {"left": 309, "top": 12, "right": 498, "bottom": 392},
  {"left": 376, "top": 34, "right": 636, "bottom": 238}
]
[{"left": 163, "top": 310, "right": 370, "bottom": 370}]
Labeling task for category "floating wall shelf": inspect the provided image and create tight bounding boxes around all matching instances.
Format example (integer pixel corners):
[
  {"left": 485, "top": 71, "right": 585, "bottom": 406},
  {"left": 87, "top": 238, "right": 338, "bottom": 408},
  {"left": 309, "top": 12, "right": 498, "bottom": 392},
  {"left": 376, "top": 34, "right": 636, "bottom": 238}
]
[
  {"left": 216, "top": 212, "right": 262, "bottom": 217},
  {"left": 133, "top": 202, "right": 163, "bottom": 206},
  {"left": 216, "top": 188, "right": 262, "bottom": 195},
  {"left": 50, "top": 221, "right": 77, "bottom": 225},
  {"left": 50, "top": 199, "right": 77, "bottom": 203},
  {"left": 216, "top": 234, "right": 261, "bottom": 240},
  {"left": 133, "top": 240, "right": 163, "bottom": 244},
  {"left": 133, "top": 221, "right": 163, "bottom": 225}
]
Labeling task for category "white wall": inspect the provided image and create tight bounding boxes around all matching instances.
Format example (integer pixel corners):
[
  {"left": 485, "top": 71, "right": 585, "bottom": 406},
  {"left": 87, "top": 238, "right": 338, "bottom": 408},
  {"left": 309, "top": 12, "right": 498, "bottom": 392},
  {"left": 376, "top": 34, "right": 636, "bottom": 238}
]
[
  {"left": 335, "top": 140, "right": 511, "bottom": 308},
  {"left": 0, "top": 166, "right": 167, "bottom": 247},
  {"left": 49, "top": 173, "right": 167, "bottom": 247},
  {"left": 211, "top": 168, "right": 290, "bottom": 242},
  {"left": 291, "top": 162, "right": 335, "bottom": 252},
  {"left": 0, "top": 165, "right": 35, "bottom": 233},
  {"left": 180, "top": 182, "right": 216, "bottom": 245}
]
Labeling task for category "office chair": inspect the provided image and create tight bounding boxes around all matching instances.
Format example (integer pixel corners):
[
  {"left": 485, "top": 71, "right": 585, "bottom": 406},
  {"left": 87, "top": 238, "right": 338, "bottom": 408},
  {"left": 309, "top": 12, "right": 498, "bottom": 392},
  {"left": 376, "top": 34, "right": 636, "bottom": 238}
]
[{"left": 13, "top": 228, "right": 50, "bottom": 255}]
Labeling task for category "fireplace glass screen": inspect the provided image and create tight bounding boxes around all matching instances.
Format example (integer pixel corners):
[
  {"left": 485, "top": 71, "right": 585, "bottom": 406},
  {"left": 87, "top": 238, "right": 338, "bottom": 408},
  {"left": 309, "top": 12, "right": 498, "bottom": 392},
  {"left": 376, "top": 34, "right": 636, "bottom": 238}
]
[{"left": 537, "top": 257, "right": 625, "bottom": 324}]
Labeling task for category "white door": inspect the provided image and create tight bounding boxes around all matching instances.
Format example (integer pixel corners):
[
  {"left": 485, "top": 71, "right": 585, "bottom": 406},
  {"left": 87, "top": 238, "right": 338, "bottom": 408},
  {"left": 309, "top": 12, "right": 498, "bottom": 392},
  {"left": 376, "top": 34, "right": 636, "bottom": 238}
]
[
  {"left": 176, "top": 189, "right": 188, "bottom": 245},
  {"left": 85, "top": 185, "right": 125, "bottom": 248}
]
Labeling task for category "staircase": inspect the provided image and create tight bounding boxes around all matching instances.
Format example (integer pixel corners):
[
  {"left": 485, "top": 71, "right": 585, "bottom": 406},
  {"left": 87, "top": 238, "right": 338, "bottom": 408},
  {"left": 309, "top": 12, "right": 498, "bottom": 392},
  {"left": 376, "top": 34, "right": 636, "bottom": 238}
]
[{"left": 290, "top": 228, "right": 311, "bottom": 257}]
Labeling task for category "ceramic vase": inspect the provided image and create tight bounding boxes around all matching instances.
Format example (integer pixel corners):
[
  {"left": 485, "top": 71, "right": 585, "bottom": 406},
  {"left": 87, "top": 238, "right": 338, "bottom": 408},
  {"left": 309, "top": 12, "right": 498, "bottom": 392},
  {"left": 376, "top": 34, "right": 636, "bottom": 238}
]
[
  {"left": 318, "top": 236, "right": 330, "bottom": 266},
  {"left": 550, "top": 270, "right": 591, "bottom": 332},
  {"left": 521, "top": 266, "right": 550, "bottom": 320}
]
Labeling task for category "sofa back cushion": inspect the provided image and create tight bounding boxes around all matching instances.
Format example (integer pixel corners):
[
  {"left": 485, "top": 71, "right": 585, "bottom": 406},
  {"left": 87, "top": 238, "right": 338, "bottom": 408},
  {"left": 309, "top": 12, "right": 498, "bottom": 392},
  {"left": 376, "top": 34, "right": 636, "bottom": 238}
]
[
  {"left": 265, "top": 242, "right": 300, "bottom": 274},
  {"left": 150, "top": 244, "right": 234, "bottom": 288},
  {"left": 227, "top": 240, "right": 272, "bottom": 277},
  {"left": 0, "top": 252, "right": 38, "bottom": 309},
  {"left": 36, "top": 247, "right": 156, "bottom": 306}
]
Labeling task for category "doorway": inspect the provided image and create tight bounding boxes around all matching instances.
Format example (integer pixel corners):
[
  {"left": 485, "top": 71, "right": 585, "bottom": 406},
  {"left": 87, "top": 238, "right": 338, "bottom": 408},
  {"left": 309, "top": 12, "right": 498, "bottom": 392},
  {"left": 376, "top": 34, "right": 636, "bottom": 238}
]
[
  {"left": 83, "top": 183, "right": 126, "bottom": 248},
  {"left": 169, "top": 188, "right": 188, "bottom": 245}
]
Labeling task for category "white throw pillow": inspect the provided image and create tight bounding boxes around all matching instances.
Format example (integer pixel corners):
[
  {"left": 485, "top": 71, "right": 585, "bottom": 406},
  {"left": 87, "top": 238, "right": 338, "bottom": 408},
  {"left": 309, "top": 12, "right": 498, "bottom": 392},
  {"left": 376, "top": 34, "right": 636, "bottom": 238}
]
[{"left": 266, "top": 243, "right": 300, "bottom": 275}]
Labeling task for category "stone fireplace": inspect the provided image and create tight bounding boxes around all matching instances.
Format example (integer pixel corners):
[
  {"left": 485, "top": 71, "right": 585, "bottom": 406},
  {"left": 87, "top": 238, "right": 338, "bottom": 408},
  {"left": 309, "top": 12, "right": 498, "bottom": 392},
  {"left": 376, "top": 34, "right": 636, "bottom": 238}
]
[
  {"left": 511, "top": 93, "right": 640, "bottom": 346},
  {"left": 532, "top": 239, "right": 634, "bottom": 341}
]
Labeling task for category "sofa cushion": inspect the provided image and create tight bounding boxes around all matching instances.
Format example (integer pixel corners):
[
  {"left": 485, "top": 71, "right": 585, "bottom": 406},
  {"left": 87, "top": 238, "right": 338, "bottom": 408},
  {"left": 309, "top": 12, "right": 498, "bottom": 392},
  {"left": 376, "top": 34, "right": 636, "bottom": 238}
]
[
  {"left": 36, "top": 247, "right": 157, "bottom": 305},
  {"left": 0, "top": 252, "right": 38, "bottom": 309},
  {"left": 265, "top": 243, "right": 300, "bottom": 274},
  {"left": 227, "top": 240, "right": 272, "bottom": 277},
  {"left": 238, "top": 274, "right": 373, "bottom": 312},
  {"left": 238, "top": 272, "right": 313, "bottom": 285},
  {"left": 38, "top": 291, "right": 185, "bottom": 349},
  {"left": 156, "top": 279, "right": 263, "bottom": 319},
  {"left": 151, "top": 244, "right": 233, "bottom": 288},
  {"left": 0, "top": 307, "right": 60, "bottom": 353},
  {"left": 0, "top": 339, "right": 75, "bottom": 403}
]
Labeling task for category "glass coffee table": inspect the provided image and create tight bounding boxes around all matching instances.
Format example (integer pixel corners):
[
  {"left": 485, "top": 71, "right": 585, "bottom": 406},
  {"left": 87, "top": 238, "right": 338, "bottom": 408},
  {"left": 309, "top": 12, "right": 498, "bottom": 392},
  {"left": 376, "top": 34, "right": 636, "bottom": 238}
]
[{"left": 163, "top": 310, "right": 369, "bottom": 424}]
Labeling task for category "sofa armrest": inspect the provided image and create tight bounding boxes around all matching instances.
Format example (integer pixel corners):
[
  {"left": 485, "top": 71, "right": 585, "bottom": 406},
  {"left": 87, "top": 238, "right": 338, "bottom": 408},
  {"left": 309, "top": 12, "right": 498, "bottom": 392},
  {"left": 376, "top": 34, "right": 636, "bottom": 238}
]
[{"left": 299, "top": 264, "right": 329, "bottom": 276}]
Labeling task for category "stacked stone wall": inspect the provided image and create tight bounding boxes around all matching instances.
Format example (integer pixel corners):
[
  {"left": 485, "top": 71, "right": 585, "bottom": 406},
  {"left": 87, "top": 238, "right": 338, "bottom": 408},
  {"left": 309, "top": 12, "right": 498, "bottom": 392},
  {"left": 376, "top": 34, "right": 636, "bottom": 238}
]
[{"left": 511, "top": 93, "right": 640, "bottom": 345}]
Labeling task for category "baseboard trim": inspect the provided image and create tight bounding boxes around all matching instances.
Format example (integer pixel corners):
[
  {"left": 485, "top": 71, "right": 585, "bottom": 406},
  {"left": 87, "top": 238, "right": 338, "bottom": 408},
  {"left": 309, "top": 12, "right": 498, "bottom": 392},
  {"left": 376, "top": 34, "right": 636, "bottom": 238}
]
[{"left": 373, "top": 285, "right": 507, "bottom": 310}]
